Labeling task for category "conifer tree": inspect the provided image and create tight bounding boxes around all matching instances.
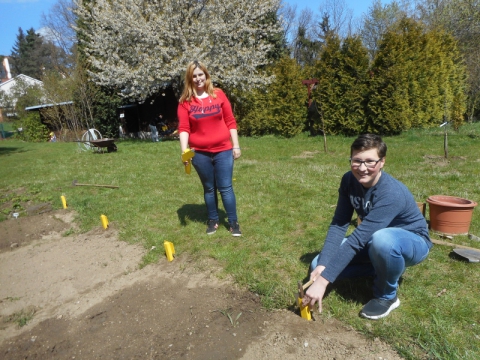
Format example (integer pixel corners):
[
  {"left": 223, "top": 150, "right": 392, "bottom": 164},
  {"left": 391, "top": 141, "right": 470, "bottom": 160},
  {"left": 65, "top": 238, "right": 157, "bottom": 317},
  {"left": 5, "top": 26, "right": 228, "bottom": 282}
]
[
  {"left": 366, "top": 17, "right": 466, "bottom": 134},
  {"left": 10, "top": 28, "right": 41, "bottom": 78},
  {"left": 312, "top": 34, "right": 369, "bottom": 135},
  {"left": 293, "top": 25, "right": 322, "bottom": 67},
  {"left": 312, "top": 34, "right": 341, "bottom": 135},
  {"left": 239, "top": 56, "right": 306, "bottom": 137},
  {"left": 10, "top": 28, "right": 57, "bottom": 79},
  {"left": 416, "top": 0, "right": 478, "bottom": 121}
]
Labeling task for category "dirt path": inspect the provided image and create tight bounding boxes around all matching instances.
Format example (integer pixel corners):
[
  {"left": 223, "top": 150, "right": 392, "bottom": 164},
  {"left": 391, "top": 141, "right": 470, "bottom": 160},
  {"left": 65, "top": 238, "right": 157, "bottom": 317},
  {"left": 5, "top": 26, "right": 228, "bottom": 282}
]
[{"left": 0, "top": 210, "right": 403, "bottom": 359}]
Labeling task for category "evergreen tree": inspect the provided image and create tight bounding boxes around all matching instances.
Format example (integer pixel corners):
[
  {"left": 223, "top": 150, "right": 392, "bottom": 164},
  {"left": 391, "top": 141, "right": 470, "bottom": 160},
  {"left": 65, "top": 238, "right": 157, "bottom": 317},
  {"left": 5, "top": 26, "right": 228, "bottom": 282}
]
[
  {"left": 293, "top": 25, "right": 322, "bottom": 67},
  {"left": 10, "top": 28, "right": 27, "bottom": 76},
  {"left": 317, "top": 13, "right": 336, "bottom": 44},
  {"left": 366, "top": 17, "right": 466, "bottom": 134},
  {"left": 367, "top": 19, "right": 419, "bottom": 134},
  {"left": 11, "top": 28, "right": 41, "bottom": 78},
  {"left": 239, "top": 56, "right": 306, "bottom": 137},
  {"left": 336, "top": 36, "right": 369, "bottom": 134},
  {"left": 316, "top": 0, "right": 355, "bottom": 40},
  {"left": 312, "top": 34, "right": 342, "bottom": 135},
  {"left": 312, "top": 34, "right": 369, "bottom": 135},
  {"left": 10, "top": 27, "right": 58, "bottom": 79},
  {"left": 416, "top": 0, "right": 480, "bottom": 121}
]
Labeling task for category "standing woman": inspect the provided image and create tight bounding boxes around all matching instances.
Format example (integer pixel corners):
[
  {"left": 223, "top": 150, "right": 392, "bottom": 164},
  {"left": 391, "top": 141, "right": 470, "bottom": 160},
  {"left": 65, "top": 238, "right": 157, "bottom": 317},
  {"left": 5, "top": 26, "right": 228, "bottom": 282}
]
[{"left": 178, "top": 60, "right": 242, "bottom": 236}]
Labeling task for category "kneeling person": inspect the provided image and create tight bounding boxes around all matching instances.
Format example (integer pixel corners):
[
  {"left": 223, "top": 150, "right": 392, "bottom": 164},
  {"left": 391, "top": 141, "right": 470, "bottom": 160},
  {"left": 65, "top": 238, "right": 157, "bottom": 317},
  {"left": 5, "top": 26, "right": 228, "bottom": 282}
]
[{"left": 303, "top": 134, "right": 432, "bottom": 319}]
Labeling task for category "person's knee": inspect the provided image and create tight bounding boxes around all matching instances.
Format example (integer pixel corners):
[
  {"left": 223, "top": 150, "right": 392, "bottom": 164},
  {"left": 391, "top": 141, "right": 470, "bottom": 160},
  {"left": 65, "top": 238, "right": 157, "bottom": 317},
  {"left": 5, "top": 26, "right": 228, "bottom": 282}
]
[
  {"left": 204, "top": 185, "right": 216, "bottom": 193},
  {"left": 310, "top": 253, "right": 320, "bottom": 272},
  {"left": 217, "top": 185, "right": 233, "bottom": 194},
  {"left": 369, "top": 229, "right": 399, "bottom": 256}
]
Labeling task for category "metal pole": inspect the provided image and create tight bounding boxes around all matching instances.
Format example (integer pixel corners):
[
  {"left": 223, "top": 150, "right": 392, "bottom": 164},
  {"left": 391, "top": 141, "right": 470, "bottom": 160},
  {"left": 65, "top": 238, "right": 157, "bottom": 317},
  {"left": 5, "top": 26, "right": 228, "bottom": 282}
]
[{"left": 444, "top": 126, "right": 448, "bottom": 159}]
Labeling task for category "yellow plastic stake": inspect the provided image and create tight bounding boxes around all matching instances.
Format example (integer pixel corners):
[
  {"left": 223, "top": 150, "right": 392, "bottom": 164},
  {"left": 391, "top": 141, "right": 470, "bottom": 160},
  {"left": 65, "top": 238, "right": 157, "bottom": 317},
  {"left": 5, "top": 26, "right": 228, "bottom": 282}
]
[
  {"left": 164, "top": 241, "right": 175, "bottom": 261},
  {"left": 100, "top": 214, "right": 109, "bottom": 229},
  {"left": 181, "top": 149, "right": 195, "bottom": 174},
  {"left": 298, "top": 297, "right": 312, "bottom": 321},
  {"left": 61, "top": 195, "right": 67, "bottom": 209}
]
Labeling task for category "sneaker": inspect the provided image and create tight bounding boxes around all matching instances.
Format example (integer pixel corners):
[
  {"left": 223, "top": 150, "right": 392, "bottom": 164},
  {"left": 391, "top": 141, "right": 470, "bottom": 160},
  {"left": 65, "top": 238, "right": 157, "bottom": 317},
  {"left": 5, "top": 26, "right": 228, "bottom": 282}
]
[
  {"left": 360, "top": 297, "right": 400, "bottom": 320},
  {"left": 229, "top": 221, "right": 242, "bottom": 237},
  {"left": 206, "top": 219, "right": 219, "bottom": 235}
]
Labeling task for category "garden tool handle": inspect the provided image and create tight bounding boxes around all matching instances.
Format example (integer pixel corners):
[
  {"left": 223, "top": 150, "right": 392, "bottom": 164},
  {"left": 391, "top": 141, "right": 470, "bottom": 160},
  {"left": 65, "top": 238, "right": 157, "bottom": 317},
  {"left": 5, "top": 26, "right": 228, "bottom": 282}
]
[
  {"left": 297, "top": 281, "right": 305, "bottom": 298},
  {"left": 302, "top": 278, "right": 315, "bottom": 290},
  {"left": 431, "top": 238, "right": 480, "bottom": 251},
  {"left": 298, "top": 277, "right": 316, "bottom": 298}
]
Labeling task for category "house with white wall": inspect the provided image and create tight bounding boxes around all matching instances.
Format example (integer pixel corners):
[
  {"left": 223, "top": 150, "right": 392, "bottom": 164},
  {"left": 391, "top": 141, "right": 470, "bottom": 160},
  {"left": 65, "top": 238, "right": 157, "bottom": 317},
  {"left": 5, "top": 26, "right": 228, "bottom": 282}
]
[{"left": 0, "top": 58, "right": 43, "bottom": 121}]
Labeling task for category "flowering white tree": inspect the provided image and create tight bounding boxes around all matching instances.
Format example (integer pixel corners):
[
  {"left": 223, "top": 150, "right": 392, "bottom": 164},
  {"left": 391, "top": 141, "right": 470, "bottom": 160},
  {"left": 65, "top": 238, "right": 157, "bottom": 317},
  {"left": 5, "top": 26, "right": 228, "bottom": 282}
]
[{"left": 75, "top": 0, "right": 282, "bottom": 100}]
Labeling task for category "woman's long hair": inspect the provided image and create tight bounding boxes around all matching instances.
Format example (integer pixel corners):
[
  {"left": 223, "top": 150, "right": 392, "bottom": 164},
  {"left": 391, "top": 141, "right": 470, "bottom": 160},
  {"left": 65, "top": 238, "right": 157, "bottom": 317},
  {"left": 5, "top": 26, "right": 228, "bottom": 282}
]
[{"left": 179, "top": 60, "right": 217, "bottom": 103}]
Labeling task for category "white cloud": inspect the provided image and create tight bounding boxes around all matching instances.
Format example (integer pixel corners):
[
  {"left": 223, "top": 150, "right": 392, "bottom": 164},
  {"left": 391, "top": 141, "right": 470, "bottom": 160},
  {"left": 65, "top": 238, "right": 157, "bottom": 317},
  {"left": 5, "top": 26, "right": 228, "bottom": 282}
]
[{"left": 37, "top": 26, "right": 57, "bottom": 42}]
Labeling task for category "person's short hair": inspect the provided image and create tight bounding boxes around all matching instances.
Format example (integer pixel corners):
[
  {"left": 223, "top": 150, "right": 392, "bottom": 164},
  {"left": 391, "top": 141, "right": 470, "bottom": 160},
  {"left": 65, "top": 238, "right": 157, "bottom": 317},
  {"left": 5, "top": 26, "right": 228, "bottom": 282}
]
[{"left": 351, "top": 134, "right": 387, "bottom": 158}]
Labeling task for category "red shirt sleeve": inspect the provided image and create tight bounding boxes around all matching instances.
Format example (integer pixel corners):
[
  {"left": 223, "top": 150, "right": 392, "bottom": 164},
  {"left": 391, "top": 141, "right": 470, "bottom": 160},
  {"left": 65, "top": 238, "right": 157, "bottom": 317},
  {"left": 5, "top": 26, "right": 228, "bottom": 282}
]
[{"left": 177, "top": 101, "right": 191, "bottom": 134}]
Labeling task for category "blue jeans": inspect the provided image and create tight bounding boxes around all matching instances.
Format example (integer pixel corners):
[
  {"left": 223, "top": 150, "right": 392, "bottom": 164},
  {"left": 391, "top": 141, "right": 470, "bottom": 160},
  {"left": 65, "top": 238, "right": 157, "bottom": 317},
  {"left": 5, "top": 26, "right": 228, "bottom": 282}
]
[
  {"left": 191, "top": 149, "right": 238, "bottom": 223},
  {"left": 311, "top": 228, "right": 430, "bottom": 300}
]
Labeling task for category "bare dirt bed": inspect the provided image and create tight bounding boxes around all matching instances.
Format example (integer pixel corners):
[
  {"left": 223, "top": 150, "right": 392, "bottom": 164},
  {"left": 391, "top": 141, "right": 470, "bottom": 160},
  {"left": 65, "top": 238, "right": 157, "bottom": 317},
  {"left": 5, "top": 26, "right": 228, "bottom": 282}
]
[{"left": 0, "top": 209, "right": 403, "bottom": 359}]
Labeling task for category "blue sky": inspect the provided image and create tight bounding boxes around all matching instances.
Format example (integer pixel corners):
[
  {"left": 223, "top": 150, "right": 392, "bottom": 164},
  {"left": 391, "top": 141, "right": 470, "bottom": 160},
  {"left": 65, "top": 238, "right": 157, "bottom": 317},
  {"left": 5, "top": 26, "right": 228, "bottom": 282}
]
[
  {"left": 0, "top": 0, "right": 383, "bottom": 56},
  {"left": 0, "top": 0, "right": 57, "bottom": 55},
  {"left": 284, "top": 0, "right": 378, "bottom": 18}
]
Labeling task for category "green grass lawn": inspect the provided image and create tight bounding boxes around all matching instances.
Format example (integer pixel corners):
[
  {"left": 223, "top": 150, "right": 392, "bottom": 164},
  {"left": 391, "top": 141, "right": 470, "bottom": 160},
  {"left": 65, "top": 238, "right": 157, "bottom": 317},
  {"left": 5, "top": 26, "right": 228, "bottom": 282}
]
[{"left": 1, "top": 124, "right": 479, "bottom": 359}]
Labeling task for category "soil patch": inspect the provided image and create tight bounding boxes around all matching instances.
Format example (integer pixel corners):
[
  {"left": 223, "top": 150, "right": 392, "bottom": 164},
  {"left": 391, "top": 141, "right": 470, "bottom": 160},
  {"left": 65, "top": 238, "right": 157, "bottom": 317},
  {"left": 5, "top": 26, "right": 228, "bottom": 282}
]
[{"left": 0, "top": 209, "right": 403, "bottom": 359}]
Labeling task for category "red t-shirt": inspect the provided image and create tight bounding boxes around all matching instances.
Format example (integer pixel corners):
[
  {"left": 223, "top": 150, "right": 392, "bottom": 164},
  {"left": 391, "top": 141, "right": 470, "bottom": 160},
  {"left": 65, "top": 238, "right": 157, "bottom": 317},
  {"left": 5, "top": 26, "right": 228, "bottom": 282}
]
[{"left": 177, "top": 89, "right": 237, "bottom": 152}]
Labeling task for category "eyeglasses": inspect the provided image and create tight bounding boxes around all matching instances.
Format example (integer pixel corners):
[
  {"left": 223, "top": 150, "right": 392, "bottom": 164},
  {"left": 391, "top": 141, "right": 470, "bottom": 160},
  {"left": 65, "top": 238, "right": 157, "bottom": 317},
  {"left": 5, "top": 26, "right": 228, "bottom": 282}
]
[{"left": 350, "top": 158, "right": 383, "bottom": 169}]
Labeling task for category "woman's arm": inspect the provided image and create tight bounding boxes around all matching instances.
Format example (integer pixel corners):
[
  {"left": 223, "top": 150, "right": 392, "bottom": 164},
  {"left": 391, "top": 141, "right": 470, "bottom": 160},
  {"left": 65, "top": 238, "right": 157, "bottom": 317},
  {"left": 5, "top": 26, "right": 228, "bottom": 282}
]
[
  {"left": 180, "top": 132, "right": 189, "bottom": 153},
  {"left": 229, "top": 129, "right": 241, "bottom": 160}
]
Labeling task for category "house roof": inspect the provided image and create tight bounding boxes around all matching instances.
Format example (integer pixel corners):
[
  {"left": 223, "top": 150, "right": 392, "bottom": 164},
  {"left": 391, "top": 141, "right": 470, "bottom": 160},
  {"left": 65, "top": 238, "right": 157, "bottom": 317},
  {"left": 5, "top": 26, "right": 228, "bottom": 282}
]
[
  {"left": 0, "top": 74, "right": 43, "bottom": 89},
  {"left": 0, "top": 74, "right": 44, "bottom": 109}
]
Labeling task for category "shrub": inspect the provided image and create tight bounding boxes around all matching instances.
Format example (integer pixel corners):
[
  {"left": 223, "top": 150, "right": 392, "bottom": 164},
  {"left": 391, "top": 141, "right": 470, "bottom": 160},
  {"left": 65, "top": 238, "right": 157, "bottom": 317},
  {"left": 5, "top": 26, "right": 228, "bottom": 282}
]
[{"left": 16, "top": 112, "right": 50, "bottom": 142}]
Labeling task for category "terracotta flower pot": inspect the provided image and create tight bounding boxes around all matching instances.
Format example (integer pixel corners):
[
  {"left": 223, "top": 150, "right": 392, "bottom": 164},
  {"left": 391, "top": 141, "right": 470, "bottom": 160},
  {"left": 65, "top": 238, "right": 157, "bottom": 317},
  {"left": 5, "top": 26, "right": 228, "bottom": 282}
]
[{"left": 426, "top": 195, "right": 478, "bottom": 235}]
